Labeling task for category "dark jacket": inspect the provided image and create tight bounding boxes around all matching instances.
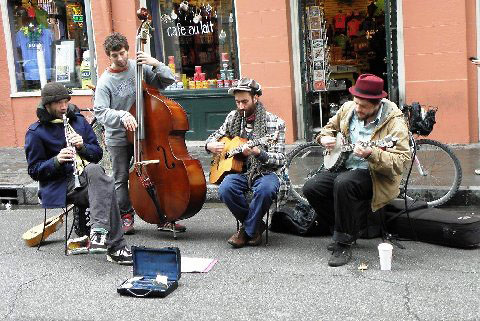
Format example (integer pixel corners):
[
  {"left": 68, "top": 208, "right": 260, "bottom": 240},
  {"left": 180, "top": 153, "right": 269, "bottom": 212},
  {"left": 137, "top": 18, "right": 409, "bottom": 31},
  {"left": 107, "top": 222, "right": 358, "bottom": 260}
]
[{"left": 25, "top": 104, "right": 103, "bottom": 208}]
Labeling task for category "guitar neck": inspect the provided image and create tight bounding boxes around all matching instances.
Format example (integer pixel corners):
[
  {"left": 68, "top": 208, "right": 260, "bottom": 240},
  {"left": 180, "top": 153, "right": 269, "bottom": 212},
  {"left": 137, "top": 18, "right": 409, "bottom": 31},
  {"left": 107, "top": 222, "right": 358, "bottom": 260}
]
[
  {"left": 343, "top": 140, "right": 384, "bottom": 152},
  {"left": 227, "top": 138, "right": 263, "bottom": 157}
]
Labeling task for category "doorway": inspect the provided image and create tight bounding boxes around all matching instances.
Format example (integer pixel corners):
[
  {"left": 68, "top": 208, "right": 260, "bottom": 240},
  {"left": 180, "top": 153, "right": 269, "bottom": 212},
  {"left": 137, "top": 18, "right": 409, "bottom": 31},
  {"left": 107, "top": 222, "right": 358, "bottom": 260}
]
[{"left": 297, "top": 0, "right": 399, "bottom": 140}]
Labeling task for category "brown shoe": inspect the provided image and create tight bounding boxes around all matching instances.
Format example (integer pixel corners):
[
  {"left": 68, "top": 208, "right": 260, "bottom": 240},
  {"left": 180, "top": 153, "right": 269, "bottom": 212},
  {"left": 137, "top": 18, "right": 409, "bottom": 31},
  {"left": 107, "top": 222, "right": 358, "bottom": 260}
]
[
  {"left": 228, "top": 227, "right": 248, "bottom": 248},
  {"left": 247, "top": 221, "right": 266, "bottom": 246}
]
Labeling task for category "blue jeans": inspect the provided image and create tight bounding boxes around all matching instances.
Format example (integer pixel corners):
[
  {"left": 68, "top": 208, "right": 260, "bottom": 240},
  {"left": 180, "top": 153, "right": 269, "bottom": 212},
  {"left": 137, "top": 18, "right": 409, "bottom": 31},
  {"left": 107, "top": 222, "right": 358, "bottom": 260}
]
[{"left": 218, "top": 173, "right": 280, "bottom": 237}]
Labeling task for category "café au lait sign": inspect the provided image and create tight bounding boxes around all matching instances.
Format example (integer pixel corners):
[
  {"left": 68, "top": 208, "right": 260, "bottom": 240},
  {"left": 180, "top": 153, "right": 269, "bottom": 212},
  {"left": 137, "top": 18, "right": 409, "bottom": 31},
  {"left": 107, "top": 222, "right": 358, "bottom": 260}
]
[{"left": 167, "top": 21, "right": 214, "bottom": 37}]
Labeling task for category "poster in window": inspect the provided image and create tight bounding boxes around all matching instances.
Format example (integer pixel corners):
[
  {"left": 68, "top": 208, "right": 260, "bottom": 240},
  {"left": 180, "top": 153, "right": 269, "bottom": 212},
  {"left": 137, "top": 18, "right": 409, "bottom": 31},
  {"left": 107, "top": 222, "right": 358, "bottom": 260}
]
[
  {"left": 55, "top": 44, "right": 71, "bottom": 82},
  {"left": 309, "top": 17, "right": 321, "bottom": 30}
]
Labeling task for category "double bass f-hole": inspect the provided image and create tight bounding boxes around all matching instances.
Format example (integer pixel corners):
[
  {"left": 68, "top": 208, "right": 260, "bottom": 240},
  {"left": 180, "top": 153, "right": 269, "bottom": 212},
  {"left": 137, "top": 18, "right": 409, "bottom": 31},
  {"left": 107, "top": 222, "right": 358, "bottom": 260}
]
[{"left": 156, "top": 145, "right": 176, "bottom": 169}]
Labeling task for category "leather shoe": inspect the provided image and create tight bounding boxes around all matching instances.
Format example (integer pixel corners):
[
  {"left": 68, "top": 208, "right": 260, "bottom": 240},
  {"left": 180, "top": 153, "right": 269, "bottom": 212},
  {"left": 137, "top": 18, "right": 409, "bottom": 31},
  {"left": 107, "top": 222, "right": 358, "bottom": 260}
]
[
  {"left": 327, "top": 240, "right": 356, "bottom": 252},
  {"left": 328, "top": 244, "right": 352, "bottom": 267},
  {"left": 228, "top": 227, "right": 248, "bottom": 248},
  {"left": 247, "top": 221, "right": 267, "bottom": 246}
]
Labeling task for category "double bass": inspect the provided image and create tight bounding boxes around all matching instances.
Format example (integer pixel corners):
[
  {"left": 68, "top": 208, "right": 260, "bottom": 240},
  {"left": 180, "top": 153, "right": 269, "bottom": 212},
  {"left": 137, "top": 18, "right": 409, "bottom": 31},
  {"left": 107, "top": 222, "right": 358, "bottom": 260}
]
[{"left": 127, "top": 8, "right": 206, "bottom": 227}]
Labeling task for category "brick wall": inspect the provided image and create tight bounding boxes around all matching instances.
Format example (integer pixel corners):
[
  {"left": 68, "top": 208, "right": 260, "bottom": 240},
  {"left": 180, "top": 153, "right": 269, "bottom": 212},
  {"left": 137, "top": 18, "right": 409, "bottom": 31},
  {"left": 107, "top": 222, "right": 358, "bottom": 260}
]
[
  {"left": 235, "top": 0, "right": 296, "bottom": 143},
  {"left": 403, "top": 0, "right": 475, "bottom": 143}
]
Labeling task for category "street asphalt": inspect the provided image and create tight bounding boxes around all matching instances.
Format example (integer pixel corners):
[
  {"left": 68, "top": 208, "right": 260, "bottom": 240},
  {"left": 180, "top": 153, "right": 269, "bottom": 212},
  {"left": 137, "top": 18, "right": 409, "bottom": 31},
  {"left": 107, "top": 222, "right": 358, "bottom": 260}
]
[
  {"left": 1, "top": 203, "right": 479, "bottom": 321},
  {"left": 1, "top": 143, "right": 479, "bottom": 320}
]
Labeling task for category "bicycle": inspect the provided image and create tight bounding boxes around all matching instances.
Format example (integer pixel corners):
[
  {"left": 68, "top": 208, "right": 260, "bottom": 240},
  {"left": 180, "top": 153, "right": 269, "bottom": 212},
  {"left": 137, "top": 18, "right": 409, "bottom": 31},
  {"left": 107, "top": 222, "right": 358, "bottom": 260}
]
[
  {"left": 284, "top": 102, "right": 462, "bottom": 208},
  {"left": 399, "top": 103, "right": 462, "bottom": 207}
]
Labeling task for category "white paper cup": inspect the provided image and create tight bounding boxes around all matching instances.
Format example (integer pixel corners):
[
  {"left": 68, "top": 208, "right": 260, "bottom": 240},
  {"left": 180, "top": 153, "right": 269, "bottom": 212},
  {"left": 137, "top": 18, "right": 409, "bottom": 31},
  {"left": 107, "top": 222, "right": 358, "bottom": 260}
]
[{"left": 378, "top": 243, "right": 393, "bottom": 271}]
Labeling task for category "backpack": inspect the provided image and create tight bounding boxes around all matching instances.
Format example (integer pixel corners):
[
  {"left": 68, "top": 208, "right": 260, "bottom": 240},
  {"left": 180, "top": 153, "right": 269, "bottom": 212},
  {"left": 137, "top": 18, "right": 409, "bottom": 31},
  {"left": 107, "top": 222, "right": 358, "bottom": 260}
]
[
  {"left": 270, "top": 200, "right": 382, "bottom": 238},
  {"left": 269, "top": 202, "right": 330, "bottom": 236},
  {"left": 407, "top": 102, "right": 437, "bottom": 136}
]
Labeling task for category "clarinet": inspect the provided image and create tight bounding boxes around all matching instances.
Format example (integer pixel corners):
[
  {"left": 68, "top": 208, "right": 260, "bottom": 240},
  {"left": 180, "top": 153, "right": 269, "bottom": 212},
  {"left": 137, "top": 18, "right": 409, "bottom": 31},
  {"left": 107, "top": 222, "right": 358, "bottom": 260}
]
[{"left": 62, "top": 114, "right": 81, "bottom": 189}]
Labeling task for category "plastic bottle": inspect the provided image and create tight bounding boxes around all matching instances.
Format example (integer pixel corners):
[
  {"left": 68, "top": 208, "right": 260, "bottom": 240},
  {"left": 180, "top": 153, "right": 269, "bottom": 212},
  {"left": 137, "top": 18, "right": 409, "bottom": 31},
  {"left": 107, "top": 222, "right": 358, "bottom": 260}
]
[{"left": 80, "top": 50, "right": 92, "bottom": 89}]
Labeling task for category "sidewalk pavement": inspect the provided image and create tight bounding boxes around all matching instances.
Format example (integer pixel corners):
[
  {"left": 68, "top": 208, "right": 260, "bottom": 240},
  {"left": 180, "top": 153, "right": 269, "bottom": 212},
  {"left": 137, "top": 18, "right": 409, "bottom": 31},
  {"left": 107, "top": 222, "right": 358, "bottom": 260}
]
[
  {"left": 1, "top": 204, "right": 479, "bottom": 320},
  {"left": 1, "top": 142, "right": 480, "bottom": 206}
]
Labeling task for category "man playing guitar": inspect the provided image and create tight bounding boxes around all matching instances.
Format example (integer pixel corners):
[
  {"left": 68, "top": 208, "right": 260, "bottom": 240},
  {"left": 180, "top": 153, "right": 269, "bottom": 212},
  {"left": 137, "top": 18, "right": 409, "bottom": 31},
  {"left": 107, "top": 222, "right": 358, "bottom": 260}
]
[
  {"left": 302, "top": 74, "right": 411, "bottom": 267},
  {"left": 205, "top": 78, "right": 286, "bottom": 247}
]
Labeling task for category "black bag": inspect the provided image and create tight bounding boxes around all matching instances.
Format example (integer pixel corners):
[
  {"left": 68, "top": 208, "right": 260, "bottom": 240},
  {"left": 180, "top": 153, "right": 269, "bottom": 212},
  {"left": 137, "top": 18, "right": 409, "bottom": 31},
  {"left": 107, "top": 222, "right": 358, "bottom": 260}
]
[
  {"left": 270, "top": 202, "right": 329, "bottom": 236},
  {"left": 270, "top": 201, "right": 381, "bottom": 238},
  {"left": 384, "top": 199, "right": 480, "bottom": 248},
  {"left": 408, "top": 102, "right": 437, "bottom": 136}
]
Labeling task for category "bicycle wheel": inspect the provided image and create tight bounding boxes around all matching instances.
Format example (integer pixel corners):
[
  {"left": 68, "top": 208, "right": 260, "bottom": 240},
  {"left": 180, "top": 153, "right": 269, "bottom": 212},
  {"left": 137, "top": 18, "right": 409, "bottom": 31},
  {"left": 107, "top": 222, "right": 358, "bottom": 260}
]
[
  {"left": 285, "top": 142, "right": 325, "bottom": 205},
  {"left": 402, "top": 139, "right": 462, "bottom": 207}
]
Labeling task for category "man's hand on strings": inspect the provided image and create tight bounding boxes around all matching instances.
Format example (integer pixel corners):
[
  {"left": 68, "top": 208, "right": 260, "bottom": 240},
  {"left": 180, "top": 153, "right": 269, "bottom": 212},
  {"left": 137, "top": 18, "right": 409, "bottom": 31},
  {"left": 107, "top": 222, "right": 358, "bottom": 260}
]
[
  {"left": 242, "top": 145, "right": 260, "bottom": 157},
  {"left": 320, "top": 136, "right": 336, "bottom": 151},
  {"left": 56, "top": 147, "right": 75, "bottom": 164},
  {"left": 121, "top": 112, "right": 138, "bottom": 131},
  {"left": 207, "top": 141, "right": 225, "bottom": 154},
  {"left": 137, "top": 51, "right": 161, "bottom": 67},
  {"left": 67, "top": 132, "right": 84, "bottom": 149},
  {"left": 353, "top": 143, "right": 372, "bottom": 159}
]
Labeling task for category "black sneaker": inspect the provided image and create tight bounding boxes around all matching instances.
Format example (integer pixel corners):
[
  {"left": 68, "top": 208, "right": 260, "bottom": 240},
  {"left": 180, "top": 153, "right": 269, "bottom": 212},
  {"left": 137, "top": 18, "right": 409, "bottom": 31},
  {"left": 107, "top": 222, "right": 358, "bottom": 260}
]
[
  {"left": 107, "top": 246, "right": 133, "bottom": 265},
  {"left": 327, "top": 240, "right": 356, "bottom": 252},
  {"left": 73, "top": 206, "right": 91, "bottom": 237},
  {"left": 328, "top": 244, "right": 352, "bottom": 267},
  {"left": 89, "top": 229, "right": 108, "bottom": 254}
]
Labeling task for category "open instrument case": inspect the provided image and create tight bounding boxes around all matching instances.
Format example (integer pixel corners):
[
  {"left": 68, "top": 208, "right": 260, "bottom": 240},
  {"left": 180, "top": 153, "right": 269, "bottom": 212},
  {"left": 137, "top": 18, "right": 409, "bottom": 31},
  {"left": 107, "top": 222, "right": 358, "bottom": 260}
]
[{"left": 117, "top": 246, "right": 181, "bottom": 298}]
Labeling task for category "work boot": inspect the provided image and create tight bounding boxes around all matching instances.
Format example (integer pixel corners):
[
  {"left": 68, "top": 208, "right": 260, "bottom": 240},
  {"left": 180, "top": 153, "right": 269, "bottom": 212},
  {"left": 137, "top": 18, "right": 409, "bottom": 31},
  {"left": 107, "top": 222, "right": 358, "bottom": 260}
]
[
  {"left": 328, "top": 243, "right": 352, "bottom": 267},
  {"left": 227, "top": 227, "right": 248, "bottom": 248},
  {"left": 247, "top": 220, "right": 267, "bottom": 246}
]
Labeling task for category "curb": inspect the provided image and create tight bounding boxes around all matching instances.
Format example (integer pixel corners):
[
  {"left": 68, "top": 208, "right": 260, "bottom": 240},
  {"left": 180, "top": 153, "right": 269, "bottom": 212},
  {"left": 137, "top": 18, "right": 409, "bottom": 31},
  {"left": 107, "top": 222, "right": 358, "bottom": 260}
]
[{"left": 1, "top": 183, "right": 479, "bottom": 207}]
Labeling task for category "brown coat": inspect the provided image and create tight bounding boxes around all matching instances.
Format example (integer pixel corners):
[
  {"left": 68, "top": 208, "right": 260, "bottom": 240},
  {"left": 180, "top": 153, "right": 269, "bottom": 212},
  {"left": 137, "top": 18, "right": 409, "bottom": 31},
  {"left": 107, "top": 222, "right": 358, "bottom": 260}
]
[{"left": 317, "top": 99, "right": 411, "bottom": 211}]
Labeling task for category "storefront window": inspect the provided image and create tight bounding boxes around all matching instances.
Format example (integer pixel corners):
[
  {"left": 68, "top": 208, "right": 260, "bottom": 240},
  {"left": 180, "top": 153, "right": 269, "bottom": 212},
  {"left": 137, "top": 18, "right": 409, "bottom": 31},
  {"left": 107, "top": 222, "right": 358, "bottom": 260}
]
[
  {"left": 7, "top": 0, "right": 92, "bottom": 92},
  {"left": 149, "top": 0, "right": 239, "bottom": 90}
]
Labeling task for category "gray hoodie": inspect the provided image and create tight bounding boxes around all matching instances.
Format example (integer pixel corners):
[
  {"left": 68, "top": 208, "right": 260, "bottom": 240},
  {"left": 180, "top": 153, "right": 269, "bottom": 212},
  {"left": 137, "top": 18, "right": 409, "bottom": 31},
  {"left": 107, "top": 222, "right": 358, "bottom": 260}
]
[{"left": 93, "top": 59, "right": 175, "bottom": 146}]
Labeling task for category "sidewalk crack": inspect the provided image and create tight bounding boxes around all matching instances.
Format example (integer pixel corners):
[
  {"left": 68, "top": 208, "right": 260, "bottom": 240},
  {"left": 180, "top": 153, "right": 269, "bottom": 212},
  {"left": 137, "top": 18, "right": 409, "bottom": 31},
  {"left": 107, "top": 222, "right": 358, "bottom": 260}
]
[
  {"left": 403, "top": 283, "right": 421, "bottom": 321},
  {"left": 3, "top": 273, "right": 51, "bottom": 321}
]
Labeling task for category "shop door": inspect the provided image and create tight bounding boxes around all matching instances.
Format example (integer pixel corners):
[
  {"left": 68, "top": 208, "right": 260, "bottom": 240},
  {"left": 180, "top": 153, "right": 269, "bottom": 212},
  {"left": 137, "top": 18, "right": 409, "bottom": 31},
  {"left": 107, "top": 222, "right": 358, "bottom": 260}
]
[
  {"left": 297, "top": 0, "right": 400, "bottom": 140},
  {"left": 385, "top": 0, "right": 399, "bottom": 104}
]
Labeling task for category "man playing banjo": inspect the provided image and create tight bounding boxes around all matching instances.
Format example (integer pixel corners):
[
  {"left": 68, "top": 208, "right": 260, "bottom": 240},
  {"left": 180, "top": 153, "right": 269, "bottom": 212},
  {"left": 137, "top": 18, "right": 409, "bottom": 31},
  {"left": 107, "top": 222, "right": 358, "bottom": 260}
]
[{"left": 302, "top": 74, "right": 410, "bottom": 267}]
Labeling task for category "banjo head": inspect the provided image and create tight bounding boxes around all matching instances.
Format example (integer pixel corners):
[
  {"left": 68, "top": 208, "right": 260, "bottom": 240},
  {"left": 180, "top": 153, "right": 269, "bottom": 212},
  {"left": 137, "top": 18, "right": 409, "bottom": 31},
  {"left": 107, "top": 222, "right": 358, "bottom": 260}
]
[{"left": 324, "top": 132, "right": 346, "bottom": 171}]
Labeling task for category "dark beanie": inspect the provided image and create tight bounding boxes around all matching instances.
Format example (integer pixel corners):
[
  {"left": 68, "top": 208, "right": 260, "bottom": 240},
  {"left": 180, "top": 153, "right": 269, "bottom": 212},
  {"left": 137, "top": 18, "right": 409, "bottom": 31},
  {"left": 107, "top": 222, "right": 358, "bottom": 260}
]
[{"left": 41, "top": 82, "right": 71, "bottom": 105}]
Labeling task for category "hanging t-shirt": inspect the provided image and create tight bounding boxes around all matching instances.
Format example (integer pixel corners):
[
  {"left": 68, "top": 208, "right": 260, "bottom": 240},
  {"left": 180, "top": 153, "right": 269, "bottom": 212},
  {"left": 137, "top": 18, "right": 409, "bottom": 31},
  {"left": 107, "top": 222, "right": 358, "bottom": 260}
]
[
  {"left": 333, "top": 13, "right": 346, "bottom": 30},
  {"left": 347, "top": 18, "right": 362, "bottom": 37},
  {"left": 16, "top": 28, "right": 53, "bottom": 80}
]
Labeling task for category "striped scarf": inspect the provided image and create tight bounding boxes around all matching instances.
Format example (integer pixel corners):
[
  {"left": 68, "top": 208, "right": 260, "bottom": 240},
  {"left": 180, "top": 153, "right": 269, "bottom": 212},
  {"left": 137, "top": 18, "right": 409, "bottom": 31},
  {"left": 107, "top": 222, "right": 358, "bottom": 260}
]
[{"left": 226, "top": 101, "right": 268, "bottom": 186}]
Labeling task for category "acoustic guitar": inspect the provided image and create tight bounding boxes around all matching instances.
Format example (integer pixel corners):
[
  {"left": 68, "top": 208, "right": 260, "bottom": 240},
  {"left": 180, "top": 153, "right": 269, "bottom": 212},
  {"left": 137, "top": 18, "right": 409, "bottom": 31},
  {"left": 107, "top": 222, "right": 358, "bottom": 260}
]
[
  {"left": 22, "top": 212, "right": 66, "bottom": 247},
  {"left": 209, "top": 133, "right": 278, "bottom": 184},
  {"left": 323, "top": 132, "right": 398, "bottom": 172}
]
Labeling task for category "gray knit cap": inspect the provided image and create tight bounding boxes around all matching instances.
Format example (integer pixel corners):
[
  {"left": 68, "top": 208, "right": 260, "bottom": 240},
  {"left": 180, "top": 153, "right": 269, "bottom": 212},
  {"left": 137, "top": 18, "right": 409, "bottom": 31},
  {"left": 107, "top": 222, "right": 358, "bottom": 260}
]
[{"left": 41, "top": 82, "right": 71, "bottom": 105}]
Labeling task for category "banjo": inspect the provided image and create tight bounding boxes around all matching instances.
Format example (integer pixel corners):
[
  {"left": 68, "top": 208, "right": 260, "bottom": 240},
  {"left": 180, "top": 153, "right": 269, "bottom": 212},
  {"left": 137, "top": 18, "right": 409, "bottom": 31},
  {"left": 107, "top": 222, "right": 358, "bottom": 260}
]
[{"left": 323, "top": 132, "right": 398, "bottom": 172}]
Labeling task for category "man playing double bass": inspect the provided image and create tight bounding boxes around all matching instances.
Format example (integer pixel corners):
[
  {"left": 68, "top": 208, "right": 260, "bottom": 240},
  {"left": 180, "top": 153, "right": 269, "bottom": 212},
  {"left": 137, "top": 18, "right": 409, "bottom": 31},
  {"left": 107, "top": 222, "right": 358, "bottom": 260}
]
[
  {"left": 94, "top": 32, "right": 186, "bottom": 235},
  {"left": 205, "top": 78, "right": 286, "bottom": 247}
]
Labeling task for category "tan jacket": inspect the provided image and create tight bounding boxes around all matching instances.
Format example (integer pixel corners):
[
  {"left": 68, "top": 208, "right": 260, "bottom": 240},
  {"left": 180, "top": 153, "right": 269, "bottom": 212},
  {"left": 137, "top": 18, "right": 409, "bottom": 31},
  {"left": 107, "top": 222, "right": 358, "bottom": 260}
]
[{"left": 317, "top": 98, "right": 411, "bottom": 211}]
